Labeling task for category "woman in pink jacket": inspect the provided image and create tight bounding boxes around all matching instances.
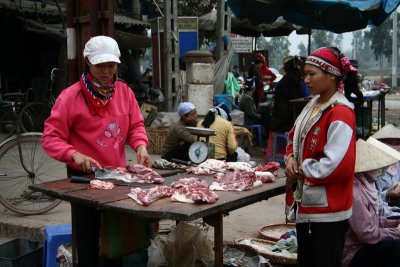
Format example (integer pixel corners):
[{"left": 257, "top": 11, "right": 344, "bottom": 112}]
[
  {"left": 284, "top": 47, "right": 356, "bottom": 267},
  {"left": 41, "top": 36, "right": 151, "bottom": 266},
  {"left": 342, "top": 138, "right": 400, "bottom": 267}
]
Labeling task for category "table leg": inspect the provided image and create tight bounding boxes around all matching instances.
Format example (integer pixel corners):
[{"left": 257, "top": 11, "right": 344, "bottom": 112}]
[
  {"left": 71, "top": 204, "right": 78, "bottom": 267},
  {"left": 204, "top": 213, "right": 223, "bottom": 267}
]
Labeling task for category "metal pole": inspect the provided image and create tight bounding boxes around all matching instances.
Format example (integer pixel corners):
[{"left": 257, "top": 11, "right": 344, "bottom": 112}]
[{"left": 392, "top": 9, "right": 398, "bottom": 88}]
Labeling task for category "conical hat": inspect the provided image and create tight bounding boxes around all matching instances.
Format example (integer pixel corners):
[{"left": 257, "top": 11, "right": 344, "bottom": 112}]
[
  {"left": 372, "top": 124, "right": 400, "bottom": 140},
  {"left": 355, "top": 139, "right": 398, "bottom": 173},
  {"left": 367, "top": 137, "right": 400, "bottom": 160}
]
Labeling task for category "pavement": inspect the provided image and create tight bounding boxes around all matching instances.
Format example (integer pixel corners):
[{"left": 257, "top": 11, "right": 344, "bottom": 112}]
[{"left": 0, "top": 144, "right": 286, "bottom": 247}]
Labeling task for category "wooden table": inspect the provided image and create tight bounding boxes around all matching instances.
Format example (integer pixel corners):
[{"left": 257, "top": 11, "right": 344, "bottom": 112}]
[{"left": 29, "top": 173, "right": 286, "bottom": 267}]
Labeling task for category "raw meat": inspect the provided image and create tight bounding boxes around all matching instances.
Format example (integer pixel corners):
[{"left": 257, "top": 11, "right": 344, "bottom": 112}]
[
  {"left": 128, "top": 186, "right": 174, "bottom": 206},
  {"left": 126, "top": 164, "right": 164, "bottom": 184},
  {"left": 254, "top": 162, "right": 280, "bottom": 175},
  {"left": 210, "top": 171, "right": 260, "bottom": 191},
  {"left": 170, "top": 177, "right": 209, "bottom": 189},
  {"left": 169, "top": 177, "right": 218, "bottom": 204},
  {"left": 171, "top": 186, "right": 218, "bottom": 204},
  {"left": 255, "top": 171, "right": 276, "bottom": 183},
  {"left": 226, "top": 162, "right": 253, "bottom": 172},
  {"left": 90, "top": 179, "right": 115, "bottom": 190}
]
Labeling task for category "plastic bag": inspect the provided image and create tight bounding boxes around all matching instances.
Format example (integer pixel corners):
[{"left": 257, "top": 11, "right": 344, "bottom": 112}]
[
  {"left": 224, "top": 72, "right": 240, "bottom": 98},
  {"left": 147, "top": 222, "right": 214, "bottom": 267},
  {"left": 236, "top": 147, "right": 250, "bottom": 162}
]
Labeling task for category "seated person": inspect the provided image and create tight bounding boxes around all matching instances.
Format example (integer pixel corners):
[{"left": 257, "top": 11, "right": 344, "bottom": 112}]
[
  {"left": 161, "top": 102, "right": 197, "bottom": 162},
  {"left": 198, "top": 107, "right": 238, "bottom": 162},
  {"left": 271, "top": 55, "right": 309, "bottom": 133},
  {"left": 238, "top": 78, "right": 271, "bottom": 143},
  {"left": 342, "top": 138, "right": 400, "bottom": 267},
  {"left": 373, "top": 124, "right": 400, "bottom": 207}
]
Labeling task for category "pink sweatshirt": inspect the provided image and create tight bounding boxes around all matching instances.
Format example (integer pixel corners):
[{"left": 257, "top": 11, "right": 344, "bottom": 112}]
[{"left": 41, "top": 80, "right": 148, "bottom": 170}]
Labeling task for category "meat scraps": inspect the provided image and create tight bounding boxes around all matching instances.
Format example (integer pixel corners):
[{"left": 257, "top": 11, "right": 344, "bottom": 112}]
[
  {"left": 90, "top": 179, "right": 115, "bottom": 190},
  {"left": 170, "top": 177, "right": 209, "bottom": 189},
  {"left": 210, "top": 171, "right": 260, "bottom": 191},
  {"left": 254, "top": 162, "right": 280, "bottom": 175},
  {"left": 170, "top": 177, "right": 218, "bottom": 204},
  {"left": 128, "top": 186, "right": 174, "bottom": 206},
  {"left": 171, "top": 186, "right": 218, "bottom": 204},
  {"left": 99, "top": 164, "right": 164, "bottom": 184}
]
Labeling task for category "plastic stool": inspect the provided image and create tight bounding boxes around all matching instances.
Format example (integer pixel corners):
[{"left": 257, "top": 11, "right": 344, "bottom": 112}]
[
  {"left": 245, "top": 124, "right": 263, "bottom": 147},
  {"left": 43, "top": 224, "right": 72, "bottom": 267},
  {"left": 266, "top": 131, "right": 288, "bottom": 163}
]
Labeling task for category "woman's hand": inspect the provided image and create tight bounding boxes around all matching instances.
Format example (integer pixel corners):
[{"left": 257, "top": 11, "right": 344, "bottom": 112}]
[
  {"left": 284, "top": 156, "right": 304, "bottom": 187},
  {"left": 387, "top": 185, "right": 400, "bottom": 200},
  {"left": 71, "top": 152, "right": 102, "bottom": 173},
  {"left": 136, "top": 145, "right": 152, "bottom": 168}
]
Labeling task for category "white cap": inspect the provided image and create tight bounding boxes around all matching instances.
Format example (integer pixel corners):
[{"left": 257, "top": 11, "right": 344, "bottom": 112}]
[{"left": 83, "top": 36, "right": 121, "bottom": 65}]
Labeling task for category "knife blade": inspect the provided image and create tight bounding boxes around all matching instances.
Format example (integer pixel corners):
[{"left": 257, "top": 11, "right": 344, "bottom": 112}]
[{"left": 70, "top": 176, "right": 154, "bottom": 188}]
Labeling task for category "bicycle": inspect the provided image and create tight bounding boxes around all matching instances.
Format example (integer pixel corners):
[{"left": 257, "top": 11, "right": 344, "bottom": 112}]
[
  {"left": 19, "top": 68, "right": 62, "bottom": 132},
  {"left": 0, "top": 70, "right": 66, "bottom": 215}
]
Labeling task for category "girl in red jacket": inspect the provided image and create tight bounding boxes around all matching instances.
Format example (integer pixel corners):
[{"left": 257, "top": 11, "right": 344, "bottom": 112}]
[{"left": 284, "top": 47, "right": 357, "bottom": 267}]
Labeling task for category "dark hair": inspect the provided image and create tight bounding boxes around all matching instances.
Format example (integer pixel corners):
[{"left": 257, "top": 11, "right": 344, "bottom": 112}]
[
  {"left": 244, "top": 78, "right": 255, "bottom": 90},
  {"left": 217, "top": 103, "right": 232, "bottom": 121},
  {"left": 201, "top": 110, "right": 216, "bottom": 128}
]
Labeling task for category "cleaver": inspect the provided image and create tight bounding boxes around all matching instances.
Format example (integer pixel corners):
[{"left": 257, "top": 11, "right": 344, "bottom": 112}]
[
  {"left": 93, "top": 167, "right": 132, "bottom": 182},
  {"left": 70, "top": 175, "right": 153, "bottom": 188}
]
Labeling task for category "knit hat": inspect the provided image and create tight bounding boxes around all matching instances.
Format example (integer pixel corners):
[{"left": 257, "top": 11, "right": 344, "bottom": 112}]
[
  {"left": 372, "top": 124, "right": 400, "bottom": 140},
  {"left": 177, "top": 102, "right": 196, "bottom": 117},
  {"left": 305, "top": 47, "right": 356, "bottom": 77},
  {"left": 83, "top": 36, "right": 121, "bottom": 65},
  {"left": 355, "top": 138, "right": 399, "bottom": 173}
]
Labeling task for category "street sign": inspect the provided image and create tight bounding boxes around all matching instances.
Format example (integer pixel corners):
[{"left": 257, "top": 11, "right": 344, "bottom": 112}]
[{"left": 231, "top": 37, "right": 253, "bottom": 53}]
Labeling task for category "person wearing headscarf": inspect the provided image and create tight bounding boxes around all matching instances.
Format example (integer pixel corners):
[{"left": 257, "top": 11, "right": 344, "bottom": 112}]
[
  {"left": 271, "top": 55, "right": 309, "bottom": 133},
  {"left": 161, "top": 102, "right": 198, "bottom": 161},
  {"left": 198, "top": 106, "right": 238, "bottom": 161},
  {"left": 253, "top": 53, "right": 276, "bottom": 107},
  {"left": 372, "top": 124, "right": 400, "bottom": 208},
  {"left": 284, "top": 47, "right": 356, "bottom": 267},
  {"left": 41, "top": 36, "right": 152, "bottom": 266},
  {"left": 342, "top": 138, "right": 400, "bottom": 267},
  {"left": 343, "top": 59, "right": 363, "bottom": 107}
]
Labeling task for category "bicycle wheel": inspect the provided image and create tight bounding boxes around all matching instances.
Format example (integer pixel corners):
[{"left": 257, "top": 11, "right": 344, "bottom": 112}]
[
  {"left": 20, "top": 101, "right": 50, "bottom": 132},
  {"left": 0, "top": 133, "right": 65, "bottom": 215}
]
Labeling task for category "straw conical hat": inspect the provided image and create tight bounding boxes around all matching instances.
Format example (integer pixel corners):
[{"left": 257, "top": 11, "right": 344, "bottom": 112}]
[
  {"left": 367, "top": 137, "right": 400, "bottom": 160},
  {"left": 355, "top": 139, "right": 399, "bottom": 173},
  {"left": 372, "top": 124, "right": 400, "bottom": 140}
]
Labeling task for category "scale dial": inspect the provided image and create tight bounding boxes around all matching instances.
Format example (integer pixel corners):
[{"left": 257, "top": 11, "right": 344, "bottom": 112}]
[{"left": 188, "top": 141, "right": 209, "bottom": 164}]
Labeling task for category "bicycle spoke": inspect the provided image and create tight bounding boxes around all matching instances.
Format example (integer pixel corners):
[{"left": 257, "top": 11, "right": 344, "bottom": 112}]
[{"left": 0, "top": 134, "right": 65, "bottom": 215}]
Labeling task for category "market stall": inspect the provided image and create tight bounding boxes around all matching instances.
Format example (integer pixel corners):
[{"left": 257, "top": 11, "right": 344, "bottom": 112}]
[{"left": 29, "top": 170, "right": 286, "bottom": 267}]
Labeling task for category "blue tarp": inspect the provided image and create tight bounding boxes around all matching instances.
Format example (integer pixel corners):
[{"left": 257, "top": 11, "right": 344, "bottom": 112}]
[{"left": 227, "top": 0, "right": 400, "bottom": 33}]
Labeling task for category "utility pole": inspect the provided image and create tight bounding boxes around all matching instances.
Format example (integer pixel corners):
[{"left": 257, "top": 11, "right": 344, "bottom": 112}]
[
  {"left": 163, "top": 0, "right": 179, "bottom": 111},
  {"left": 392, "top": 9, "right": 398, "bottom": 88}
]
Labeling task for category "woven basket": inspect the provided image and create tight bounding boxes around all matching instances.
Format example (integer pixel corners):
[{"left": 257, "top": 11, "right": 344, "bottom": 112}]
[
  {"left": 235, "top": 238, "right": 297, "bottom": 265},
  {"left": 258, "top": 223, "right": 296, "bottom": 241},
  {"left": 146, "top": 127, "right": 169, "bottom": 154}
]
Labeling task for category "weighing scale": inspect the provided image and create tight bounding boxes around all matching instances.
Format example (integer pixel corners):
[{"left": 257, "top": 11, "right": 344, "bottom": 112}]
[{"left": 185, "top": 127, "right": 216, "bottom": 164}]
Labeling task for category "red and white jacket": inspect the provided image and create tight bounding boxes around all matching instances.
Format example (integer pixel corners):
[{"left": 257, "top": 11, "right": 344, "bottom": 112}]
[{"left": 285, "top": 92, "right": 356, "bottom": 223}]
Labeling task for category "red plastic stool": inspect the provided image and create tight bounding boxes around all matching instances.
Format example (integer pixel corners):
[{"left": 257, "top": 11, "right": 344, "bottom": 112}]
[{"left": 265, "top": 131, "right": 288, "bottom": 163}]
